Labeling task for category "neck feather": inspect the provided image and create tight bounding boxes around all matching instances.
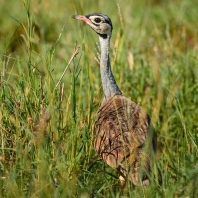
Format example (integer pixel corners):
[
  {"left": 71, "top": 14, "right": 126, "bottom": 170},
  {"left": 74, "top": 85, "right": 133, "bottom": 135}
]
[{"left": 99, "top": 34, "right": 122, "bottom": 99}]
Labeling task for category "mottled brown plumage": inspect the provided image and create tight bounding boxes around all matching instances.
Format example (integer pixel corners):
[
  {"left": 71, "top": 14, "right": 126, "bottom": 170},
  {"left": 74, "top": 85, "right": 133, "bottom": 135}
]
[{"left": 94, "top": 95, "right": 156, "bottom": 186}]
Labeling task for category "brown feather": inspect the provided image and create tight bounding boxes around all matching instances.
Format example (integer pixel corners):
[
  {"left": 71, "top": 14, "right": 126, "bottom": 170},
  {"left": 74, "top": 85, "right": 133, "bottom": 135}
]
[{"left": 94, "top": 95, "right": 157, "bottom": 186}]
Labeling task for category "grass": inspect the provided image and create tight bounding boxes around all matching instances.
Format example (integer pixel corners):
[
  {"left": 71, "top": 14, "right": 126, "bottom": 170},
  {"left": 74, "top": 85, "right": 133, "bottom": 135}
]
[{"left": 0, "top": 0, "right": 198, "bottom": 197}]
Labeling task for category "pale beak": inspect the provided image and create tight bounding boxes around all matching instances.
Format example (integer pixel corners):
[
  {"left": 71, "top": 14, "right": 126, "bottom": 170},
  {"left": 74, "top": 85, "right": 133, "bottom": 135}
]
[{"left": 71, "top": 15, "right": 91, "bottom": 24}]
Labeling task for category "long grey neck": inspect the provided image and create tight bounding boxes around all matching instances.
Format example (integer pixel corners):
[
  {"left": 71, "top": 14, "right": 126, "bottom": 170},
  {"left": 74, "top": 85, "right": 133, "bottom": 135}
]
[{"left": 99, "top": 34, "right": 122, "bottom": 100}]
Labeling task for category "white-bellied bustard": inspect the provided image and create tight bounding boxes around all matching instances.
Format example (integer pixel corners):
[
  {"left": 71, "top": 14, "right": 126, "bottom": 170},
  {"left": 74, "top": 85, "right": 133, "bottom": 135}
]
[{"left": 71, "top": 13, "right": 157, "bottom": 187}]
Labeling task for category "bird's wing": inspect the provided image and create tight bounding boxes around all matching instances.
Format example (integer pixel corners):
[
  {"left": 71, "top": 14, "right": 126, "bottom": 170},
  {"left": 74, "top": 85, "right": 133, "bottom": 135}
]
[{"left": 94, "top": 95, "right": 155, "bottom": 170}]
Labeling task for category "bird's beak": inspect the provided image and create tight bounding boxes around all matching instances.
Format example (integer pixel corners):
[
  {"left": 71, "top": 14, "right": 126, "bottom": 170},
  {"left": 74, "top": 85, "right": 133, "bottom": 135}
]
[{"left": 71, "top": 15, "right": 91, "bottom": 24}]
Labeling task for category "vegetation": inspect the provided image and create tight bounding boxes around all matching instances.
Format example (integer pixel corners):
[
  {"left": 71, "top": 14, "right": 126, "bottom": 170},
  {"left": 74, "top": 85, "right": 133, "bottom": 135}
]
[{"left": 0, "top": 0, "right": 197, "bottom": 197}]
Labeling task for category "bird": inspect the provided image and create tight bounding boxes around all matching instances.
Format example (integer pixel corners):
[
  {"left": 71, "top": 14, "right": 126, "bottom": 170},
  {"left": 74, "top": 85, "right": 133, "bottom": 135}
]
[{"left": 71, "top": 13, "right": 157, "bottom": 187}]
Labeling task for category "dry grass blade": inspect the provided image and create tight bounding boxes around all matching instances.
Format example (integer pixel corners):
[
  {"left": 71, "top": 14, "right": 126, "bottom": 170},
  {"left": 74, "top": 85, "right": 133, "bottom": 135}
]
[{"left": 54, "top": 43, "right": 80, "bottom": 91}]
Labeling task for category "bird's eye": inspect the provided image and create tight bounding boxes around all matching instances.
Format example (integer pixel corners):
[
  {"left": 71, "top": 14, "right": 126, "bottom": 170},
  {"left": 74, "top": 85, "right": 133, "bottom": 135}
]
[{"left": 94, "top": 18, "right": 101, "bottom": 23}]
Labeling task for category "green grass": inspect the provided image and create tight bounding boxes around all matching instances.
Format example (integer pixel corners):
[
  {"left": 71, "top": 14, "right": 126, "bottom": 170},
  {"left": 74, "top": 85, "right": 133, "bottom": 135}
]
[{"left": 0, "top": 0, "right": 198, "bottom": 197}]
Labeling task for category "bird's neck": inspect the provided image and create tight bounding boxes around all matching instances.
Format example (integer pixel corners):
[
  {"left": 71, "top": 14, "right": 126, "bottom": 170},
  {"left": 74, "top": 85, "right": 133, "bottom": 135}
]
[{"left": 99, "top": 35, "right": 122, "bottom": 100}]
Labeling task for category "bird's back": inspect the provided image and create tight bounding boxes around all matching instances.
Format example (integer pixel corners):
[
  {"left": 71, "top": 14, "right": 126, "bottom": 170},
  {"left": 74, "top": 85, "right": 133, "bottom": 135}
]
[{"left": 94, "top": 95, "right": 156, "bottom": 186}]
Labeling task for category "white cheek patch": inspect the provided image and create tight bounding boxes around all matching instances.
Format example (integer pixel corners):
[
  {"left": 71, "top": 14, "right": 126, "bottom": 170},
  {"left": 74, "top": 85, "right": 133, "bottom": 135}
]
[{"left": 100, "top": 24, "right": 111, "bottom": 34}]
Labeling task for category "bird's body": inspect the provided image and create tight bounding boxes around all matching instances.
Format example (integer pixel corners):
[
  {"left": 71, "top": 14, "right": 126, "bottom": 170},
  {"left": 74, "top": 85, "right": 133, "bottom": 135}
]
[
  {"left": 71, "top": 13, "right": 157, "bottom": 187},
  {"left": 95, "top": 94, "right": 156, "bottom": 186}
]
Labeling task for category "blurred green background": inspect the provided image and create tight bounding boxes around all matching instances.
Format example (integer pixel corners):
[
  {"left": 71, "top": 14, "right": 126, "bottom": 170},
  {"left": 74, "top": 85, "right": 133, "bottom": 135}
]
[{"left": 0, "top": 0, "right": 198, "bottom": 197}]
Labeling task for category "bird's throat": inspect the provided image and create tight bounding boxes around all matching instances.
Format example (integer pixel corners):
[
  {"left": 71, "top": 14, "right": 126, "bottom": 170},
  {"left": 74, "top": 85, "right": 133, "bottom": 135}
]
[{"left": 99, "top": 35, "right": 122, "bottom": 100}]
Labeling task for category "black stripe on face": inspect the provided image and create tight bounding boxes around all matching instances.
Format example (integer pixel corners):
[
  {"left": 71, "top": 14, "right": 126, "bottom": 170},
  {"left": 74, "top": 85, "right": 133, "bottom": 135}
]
[
  {"left": 97, "top": 33, "right": 107, "bottom": 39},
  {"left": 92, "top": 22, "right": 100, "bottom": 27}
]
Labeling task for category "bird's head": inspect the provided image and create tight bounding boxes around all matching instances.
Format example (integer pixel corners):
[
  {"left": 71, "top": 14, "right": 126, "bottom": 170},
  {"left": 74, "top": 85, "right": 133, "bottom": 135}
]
[{"left": 71, "top": 13, "right": 113, "bottom": 38}]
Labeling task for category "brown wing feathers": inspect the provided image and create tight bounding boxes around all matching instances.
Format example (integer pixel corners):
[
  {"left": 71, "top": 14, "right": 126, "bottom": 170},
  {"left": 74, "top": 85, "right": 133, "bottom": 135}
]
[{"left": 94, "top": 95, "right": 156, "bottom": 186}]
